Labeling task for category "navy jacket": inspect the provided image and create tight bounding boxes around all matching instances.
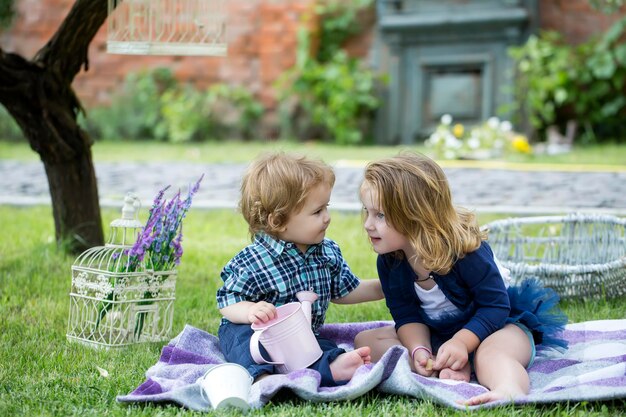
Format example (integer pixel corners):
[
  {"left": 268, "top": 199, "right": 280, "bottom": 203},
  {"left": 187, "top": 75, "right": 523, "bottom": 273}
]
[{"left": 378, "top": 241, "right": 510, "bottom": 342}]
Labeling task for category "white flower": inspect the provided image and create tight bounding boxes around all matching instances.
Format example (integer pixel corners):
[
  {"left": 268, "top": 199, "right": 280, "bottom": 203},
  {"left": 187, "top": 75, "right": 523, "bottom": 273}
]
[
  {"left": 427, "top": 133, "right": 441, "bottom": 145},
  {"left": 468, "top": 136, "right": 481, "bottom": 149},
  {"left": 500, "top": 121, "right": 513, "bottom": 132},
  {"left": 487, "top": 117, "right": 500, "bottom": 129},
  {"left": 445, "top": 133, "right": 462, "bottom": 148},
  {"left": 441, "top": 114, "right": 452, "bottom": 126}
]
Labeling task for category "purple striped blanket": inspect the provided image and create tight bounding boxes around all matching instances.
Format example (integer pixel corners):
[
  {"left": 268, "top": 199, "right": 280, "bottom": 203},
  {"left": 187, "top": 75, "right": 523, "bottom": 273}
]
[{"left": 117, "top": 319, "right": 626, "bottom": 410}]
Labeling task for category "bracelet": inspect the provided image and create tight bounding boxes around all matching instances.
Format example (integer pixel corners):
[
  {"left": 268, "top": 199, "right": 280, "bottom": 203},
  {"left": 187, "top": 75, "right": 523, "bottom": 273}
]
[{"left": 410, "top": 345, "right": 432, "bottom": 361}]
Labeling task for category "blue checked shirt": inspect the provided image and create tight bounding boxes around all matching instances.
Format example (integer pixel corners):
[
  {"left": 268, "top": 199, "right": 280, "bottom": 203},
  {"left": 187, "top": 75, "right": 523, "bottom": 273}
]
[{"left": 216, "top": 232, "right": 361, "bottom": 332}]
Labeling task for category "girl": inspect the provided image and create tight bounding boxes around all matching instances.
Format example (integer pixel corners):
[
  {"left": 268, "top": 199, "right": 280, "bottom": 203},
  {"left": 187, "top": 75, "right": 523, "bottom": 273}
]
[{"left": 354, "top": 152, "right": 567, "bottom": 405}]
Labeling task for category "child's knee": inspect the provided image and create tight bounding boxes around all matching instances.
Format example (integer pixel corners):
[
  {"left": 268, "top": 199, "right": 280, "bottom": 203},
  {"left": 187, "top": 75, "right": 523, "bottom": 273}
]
[
  {"left": 354, "top": 328, "right": 382, "bottom": 347},
  {"left": 354, "top": 330, "right": 369, "bottom": 348}
]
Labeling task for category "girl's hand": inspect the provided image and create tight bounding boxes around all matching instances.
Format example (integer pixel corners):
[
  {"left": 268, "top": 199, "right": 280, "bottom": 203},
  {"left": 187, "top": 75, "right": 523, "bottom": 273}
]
[
  {"left": 247, "top": 301, "right": 277, "bottom": 324},
  {"left": 433, "top": 338, "right": 468, "bottom": 371},
  {"left": 412, "top": 350, "right": 436, "bottom": 377}
]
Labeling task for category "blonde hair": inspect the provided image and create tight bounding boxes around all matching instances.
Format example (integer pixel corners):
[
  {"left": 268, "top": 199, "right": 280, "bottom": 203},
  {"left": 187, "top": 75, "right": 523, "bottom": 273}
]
[
  {"left": 362, "top": 152, "right": 486, "bottom": 274},
  {"left": 240, "top": 152, "right": 335, "bottom": 239}
]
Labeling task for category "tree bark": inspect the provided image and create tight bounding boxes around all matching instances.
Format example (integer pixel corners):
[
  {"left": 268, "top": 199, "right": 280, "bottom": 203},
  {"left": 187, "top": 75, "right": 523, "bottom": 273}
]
[{"left": 0, "top": 0, "right": 109, "bottom": 253}]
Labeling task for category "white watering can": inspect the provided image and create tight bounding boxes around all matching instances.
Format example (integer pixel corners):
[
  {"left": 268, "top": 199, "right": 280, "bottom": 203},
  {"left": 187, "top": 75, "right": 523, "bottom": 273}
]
[{"left": 249, "top": 291, "right": 323, "bottom": 374}]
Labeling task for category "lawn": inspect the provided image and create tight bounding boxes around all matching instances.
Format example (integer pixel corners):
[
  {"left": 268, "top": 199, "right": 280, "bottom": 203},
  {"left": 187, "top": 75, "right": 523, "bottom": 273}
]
[
  {"left": 1, "top": 205, "right": 625, "bottom": 416},
  {"left": 1, "top": 140, "right": 625, "bottom": 415},
  {"left": 2, "top": 139, "right": 626, "bottom": 168}
]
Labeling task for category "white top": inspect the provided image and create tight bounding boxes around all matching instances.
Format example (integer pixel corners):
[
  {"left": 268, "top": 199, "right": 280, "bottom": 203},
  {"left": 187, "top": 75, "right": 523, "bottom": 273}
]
[{"left": 415, "top": 255, "right": 511, "bottom": 320}]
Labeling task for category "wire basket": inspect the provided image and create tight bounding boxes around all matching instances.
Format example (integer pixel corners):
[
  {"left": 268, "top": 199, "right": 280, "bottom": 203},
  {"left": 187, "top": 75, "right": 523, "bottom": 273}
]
[{"left": 485, "top": 213, "right": 626, "bottom": 299}]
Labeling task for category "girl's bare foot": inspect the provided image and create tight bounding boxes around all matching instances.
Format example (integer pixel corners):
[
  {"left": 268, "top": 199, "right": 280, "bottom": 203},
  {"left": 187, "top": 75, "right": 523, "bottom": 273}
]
[
  {"left": 438, "top": 363, "right": 471, "bottom": 382},
  {"left": 460, "top": 387, "right": 525, "bottom": 406},
  {"left": 329, "top": 346, "right": 371, "bottom": 382}
]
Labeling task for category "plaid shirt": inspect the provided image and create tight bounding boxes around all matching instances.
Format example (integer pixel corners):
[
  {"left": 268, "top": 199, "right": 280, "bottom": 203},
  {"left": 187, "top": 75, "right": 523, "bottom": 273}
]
[{"left": 216, "top": 232, "right": 360, "bottom": 332}]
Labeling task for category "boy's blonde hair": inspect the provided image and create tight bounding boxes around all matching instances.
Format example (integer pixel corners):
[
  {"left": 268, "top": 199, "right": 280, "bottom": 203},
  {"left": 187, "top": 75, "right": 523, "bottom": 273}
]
[
  {"left": 240, "top": 152, "right": 335, "bottom": 239},
  {"left": 362, "top": 152, "right": 486, "bottom": 274}
]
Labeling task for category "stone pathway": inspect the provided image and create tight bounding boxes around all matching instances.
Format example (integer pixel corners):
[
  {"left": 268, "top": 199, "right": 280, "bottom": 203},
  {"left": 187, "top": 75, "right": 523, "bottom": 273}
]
[{"left": 1, "top": 160, "right": 625, "bottom": 215}]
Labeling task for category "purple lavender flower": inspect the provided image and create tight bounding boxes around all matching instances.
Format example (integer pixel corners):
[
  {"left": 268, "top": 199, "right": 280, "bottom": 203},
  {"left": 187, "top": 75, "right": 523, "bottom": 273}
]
[
  {"left": 150, "top": 185, "right": 170, "bottom": 214},
  {"left": 122, "top": 175, "right": 203, "bottom": 273},
  {"left": 172, "top": 228, "right": 184, "bottom": 265}
]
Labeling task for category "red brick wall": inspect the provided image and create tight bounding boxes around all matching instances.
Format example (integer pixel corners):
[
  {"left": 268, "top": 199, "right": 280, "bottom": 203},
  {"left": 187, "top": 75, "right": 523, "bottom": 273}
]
[
  {"left": 1, "top": 0, "right": 624, "bottom": 111},
  {"left": 540, "top": 0, "right": 626, "bottom": 44},
  {"left": 0, "top": 0, "right": 316, "bottom": 109}
]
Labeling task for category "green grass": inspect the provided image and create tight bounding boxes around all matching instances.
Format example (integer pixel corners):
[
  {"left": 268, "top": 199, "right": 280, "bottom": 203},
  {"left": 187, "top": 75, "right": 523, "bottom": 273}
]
[
  {"left": 1, "top": 139, "right": 626, "bottom": 167},
  {"left": 1, "top": 206, "right": 625, "bottom": 416}
]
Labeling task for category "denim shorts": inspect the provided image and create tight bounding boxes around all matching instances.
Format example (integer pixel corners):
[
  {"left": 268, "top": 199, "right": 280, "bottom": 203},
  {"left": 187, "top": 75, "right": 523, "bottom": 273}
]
[{"left": 218, "top": 321, "right": 347, "bottom": 387}]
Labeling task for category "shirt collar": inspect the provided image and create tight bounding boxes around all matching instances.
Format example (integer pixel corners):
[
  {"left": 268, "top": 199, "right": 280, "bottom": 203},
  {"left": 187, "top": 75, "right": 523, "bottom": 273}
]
[
  {"left": 255, "top": 232, "right": 288, "bottom": 257},
  {"left": 255, "top": 232, "right": 323, "bottom": 258}
]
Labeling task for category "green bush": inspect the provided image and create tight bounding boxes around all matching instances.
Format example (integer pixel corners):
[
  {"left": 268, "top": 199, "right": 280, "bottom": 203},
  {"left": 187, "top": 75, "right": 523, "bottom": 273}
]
[
  {"left": 314, "top": 0, "right": 373, "bottom": 63},
  {"left": 278, "top": 49, "right": 380, "bottom": 145},
  {"left": 203, "top": 83, "right": 264, "bottom": 141},
  {"left": 589, "top": 0, "right": 625, "bottom": 13},
  {"left": 276, "top": 0, "right": 381, "bottom": 145},
  {"left": 82, "top": 68, "right": 264, "bottom": 142},
  {"left": 509, "top": 17, "right": 626, "bottom": 143},
  {"left": 82, "top": 68, "right": 176, "bottom": 141},
  {"left": 157, "top": 86, "right": 209, "bottom": 142},
  {"left": 0, "top": 0, "right": 14, "bottom": 28}
]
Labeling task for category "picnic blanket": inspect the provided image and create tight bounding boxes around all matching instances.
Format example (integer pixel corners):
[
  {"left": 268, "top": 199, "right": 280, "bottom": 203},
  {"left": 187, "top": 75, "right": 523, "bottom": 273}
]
[{"left": 117, "top": 319, "right": 626, "bottom": 410}]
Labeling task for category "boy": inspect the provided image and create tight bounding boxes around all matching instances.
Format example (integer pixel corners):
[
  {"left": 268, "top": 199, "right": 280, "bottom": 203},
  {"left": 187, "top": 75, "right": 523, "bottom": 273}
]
[{"left": 217, "top": 152, "right": 383, "bottom": 387}]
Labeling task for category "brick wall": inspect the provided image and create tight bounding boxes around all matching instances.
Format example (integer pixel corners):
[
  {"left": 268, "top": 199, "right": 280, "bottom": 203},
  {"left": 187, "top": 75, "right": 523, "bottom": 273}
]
[
  {"left": 1, "top": 0, "right": 624, "bottom": 111},
  {"left": 0, "top": 0, "right": 316, "bottom": 109},
  {"left": 539, "top": 0, "right": 626, "bottom": 44}
]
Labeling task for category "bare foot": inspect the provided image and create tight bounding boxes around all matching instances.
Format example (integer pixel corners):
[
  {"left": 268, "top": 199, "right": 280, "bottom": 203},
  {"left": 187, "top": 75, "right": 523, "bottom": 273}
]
[
  {"left": 438, "top": 363, "right": 470, "bottom": 382},
  {"left": 460, "top": 387, "right": 525, "bottom": 406},
  {"left": 329, "top": 346, "right": 371, "bottom": 382}
]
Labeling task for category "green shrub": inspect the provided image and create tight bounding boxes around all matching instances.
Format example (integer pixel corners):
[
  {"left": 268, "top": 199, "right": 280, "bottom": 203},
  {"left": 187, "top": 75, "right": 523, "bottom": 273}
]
[
  {"left": 509, "top": 17, "right": 626, "bottom": 143},
  {"left": 82, "top": 68, "right": 176, "bottom": 141},
  {"left": 82, "top": 68, "right": 264, "bottom": 142},
  {"left": 155, "top": 84, "right": 264, "bottom": 142},
  {"left": 314, "top": 0, "right": 373, "bottom": 63},
  {"left": 278, "top": 49, "right": 380, "bottom": 145},
  {"left": 0, "top": 0, "right": 14, "bottom": 28},
  {"left": 157, "top": 86, "right": 209, "bottom": 142},
  {"left": 204, "top": 84, "right": 264, "bottom": 141},
  {"left": 276, "top": 0, "right": 381, "bottom": 145},
  {"left": 589, "top": 0, "right": 625, "bottom": 13}
]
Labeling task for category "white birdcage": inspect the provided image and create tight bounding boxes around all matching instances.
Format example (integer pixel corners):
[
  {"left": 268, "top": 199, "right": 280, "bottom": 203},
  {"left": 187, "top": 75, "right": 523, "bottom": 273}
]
[
  {"left": 66, "top": 193, "right": 177, "bottom": 348},
  {"left": 107, "top": 0, "right": 227, "bottom": 56}
]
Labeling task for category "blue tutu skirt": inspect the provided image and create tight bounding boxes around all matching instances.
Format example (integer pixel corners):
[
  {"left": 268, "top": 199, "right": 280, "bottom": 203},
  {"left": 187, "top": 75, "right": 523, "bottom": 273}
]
[{"left": 506, "top": 278, "right": 569, "bottom": 351}]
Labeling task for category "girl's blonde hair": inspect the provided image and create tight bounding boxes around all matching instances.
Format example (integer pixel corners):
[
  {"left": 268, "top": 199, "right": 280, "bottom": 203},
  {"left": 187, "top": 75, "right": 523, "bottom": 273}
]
[
  {"left": 240, "top": 152, "right": 335, "bottom": 239},
  {"left": 362, "top": 152, "right": 486, "bottom": 274}
]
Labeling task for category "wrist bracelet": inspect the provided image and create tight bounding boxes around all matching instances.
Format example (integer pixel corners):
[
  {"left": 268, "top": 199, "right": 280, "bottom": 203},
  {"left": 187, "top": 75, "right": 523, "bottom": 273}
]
[{"left": 411, "top": 345, "right": 432, "bottom": 361}]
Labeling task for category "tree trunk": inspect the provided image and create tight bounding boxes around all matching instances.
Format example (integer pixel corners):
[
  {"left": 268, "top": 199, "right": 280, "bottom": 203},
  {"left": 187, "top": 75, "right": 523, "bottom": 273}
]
[
  {"left": 44, "top": 152, "right": 103, "bottom": 252},
  {"left": 0, "top": 0, "right": 109, "bottom": 253}
]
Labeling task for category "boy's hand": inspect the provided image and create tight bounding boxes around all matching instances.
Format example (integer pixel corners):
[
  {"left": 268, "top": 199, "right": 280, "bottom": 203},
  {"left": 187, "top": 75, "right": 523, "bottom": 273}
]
[
  {"left": 433, "top": 338, "right": 468, "bottom": 371},
  {"left": 248, "top": 301, "right": 277, "bottom": 324}
]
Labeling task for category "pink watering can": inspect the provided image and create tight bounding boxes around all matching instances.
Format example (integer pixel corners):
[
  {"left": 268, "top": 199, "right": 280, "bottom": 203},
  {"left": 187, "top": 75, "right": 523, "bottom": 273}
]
[{"left": 249, "top": 291, "right": 323, "bottom": 374}]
